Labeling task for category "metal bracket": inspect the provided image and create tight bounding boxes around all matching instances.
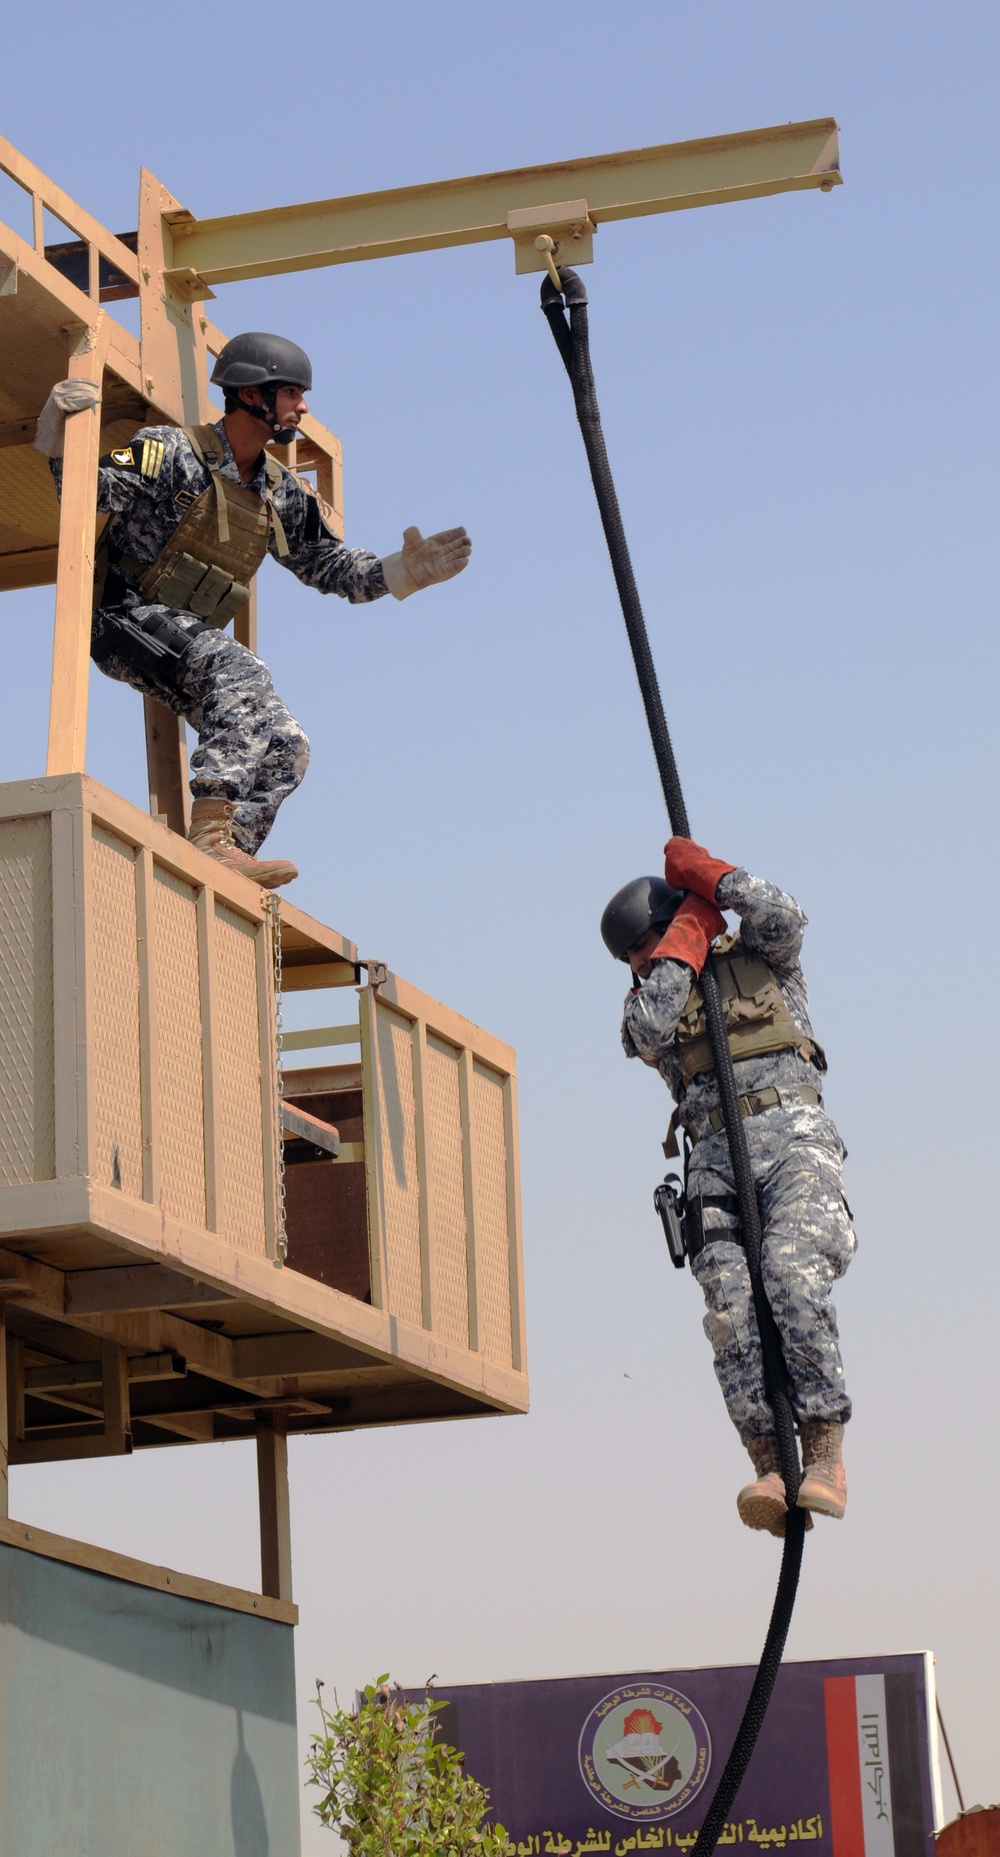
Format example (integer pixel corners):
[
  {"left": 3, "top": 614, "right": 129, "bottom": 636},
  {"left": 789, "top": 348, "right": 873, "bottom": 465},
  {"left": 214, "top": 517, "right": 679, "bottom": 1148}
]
[
  {"left": 507, "top": 199, "right": 596, "bottom": 276},
  {"left": 359, "top": 958, "right": 388, "bottom": 991}
]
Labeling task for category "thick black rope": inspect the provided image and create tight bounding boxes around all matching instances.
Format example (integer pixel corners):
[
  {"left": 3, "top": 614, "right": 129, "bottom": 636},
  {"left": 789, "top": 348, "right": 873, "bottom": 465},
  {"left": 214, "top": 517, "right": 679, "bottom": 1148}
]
[{"left": 540, "top": 266, "right": 806, "bottom": 1857}]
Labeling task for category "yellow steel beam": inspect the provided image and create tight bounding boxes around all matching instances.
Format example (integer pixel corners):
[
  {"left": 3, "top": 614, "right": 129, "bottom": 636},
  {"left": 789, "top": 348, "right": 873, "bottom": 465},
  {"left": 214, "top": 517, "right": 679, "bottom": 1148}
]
[{"left": 163, "top": 117, "right": 841, "bottom": 290}]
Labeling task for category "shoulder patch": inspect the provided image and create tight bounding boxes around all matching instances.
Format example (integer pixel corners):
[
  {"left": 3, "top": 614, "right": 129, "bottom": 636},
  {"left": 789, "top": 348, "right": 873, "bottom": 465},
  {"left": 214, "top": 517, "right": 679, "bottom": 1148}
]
[{"left": 101, "top": 435, "right": 167, "bottom": 480}]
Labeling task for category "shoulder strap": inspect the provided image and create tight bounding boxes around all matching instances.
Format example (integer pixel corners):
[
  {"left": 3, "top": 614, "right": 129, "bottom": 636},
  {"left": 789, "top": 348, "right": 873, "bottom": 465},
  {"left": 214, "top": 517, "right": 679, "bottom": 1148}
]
[
  {"left": 262, "top": 454, "right": 290, "bottom": 557},
  {"left": 184, "top": 424, "right": 228, "bottom": 470}
]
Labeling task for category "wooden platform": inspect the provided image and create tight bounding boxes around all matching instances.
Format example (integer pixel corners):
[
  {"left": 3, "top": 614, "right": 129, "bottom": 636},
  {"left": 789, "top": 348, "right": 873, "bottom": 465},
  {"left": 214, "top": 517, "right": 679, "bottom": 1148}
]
[{"left": 0, "top": 773, "right": 528, "bottom": 1468}]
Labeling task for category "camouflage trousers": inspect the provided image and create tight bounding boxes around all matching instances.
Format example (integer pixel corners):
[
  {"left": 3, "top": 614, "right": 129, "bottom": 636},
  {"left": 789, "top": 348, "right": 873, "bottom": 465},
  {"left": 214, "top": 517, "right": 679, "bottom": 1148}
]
[
  {"left": 92, "top": 602, "right": 310, "bottom": 854},
  {"left": 687, "top": 1110, "right": 855, "bottom": 1445}
]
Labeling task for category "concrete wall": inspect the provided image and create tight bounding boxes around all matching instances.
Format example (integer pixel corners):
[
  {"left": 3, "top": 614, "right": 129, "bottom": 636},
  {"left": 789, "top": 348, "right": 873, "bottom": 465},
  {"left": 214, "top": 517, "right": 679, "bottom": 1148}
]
[{"left": 0, "top": 1538, "right": 300, "bottom": 1857}]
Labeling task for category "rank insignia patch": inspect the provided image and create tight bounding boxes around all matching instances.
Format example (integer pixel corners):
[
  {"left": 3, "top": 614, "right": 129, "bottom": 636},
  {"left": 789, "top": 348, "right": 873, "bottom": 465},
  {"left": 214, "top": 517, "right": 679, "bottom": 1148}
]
[{"left": 140, "top": 438, "right": 165, "bottom": 481}]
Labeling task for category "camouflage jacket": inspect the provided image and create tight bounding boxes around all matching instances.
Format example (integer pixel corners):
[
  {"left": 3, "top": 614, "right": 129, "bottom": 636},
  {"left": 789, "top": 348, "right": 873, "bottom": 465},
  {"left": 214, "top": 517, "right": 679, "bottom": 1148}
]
[
  {"left": 622, "top": 869, "right": 828, "bottom": 1139},
  {"left": 51, "top": 419, "right": 387, "bottom": 603}
]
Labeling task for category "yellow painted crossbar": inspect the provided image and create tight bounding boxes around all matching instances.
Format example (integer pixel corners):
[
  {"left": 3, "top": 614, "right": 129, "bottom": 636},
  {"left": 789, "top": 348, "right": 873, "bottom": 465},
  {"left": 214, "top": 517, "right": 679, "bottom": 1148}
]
[{"left": 164, "top": 117, "right": 840, "bottom": 288}]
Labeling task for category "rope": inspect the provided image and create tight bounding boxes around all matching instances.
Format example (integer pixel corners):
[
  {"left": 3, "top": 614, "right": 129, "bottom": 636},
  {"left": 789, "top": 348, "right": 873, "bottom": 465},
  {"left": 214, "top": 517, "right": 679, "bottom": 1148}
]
[{"left": 540, "top": 265, "right": 807, "bottom": 1856}]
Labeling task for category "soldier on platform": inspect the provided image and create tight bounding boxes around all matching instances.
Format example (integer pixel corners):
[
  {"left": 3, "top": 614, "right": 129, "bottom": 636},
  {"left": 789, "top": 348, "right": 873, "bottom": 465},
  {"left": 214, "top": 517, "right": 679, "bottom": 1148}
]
[
  {"left": 36, "top": 333, "right": 471, "bottom": 887},
  {"left": 601, "top": 837, "right": 855, "bottom": 1537}
]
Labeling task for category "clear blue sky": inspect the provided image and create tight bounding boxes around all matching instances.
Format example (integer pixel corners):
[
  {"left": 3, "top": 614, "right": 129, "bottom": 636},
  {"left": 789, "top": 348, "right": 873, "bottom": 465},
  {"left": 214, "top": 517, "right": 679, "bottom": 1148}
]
[{"left": 2, "top": 1, "right": 997, "bottom": 1846}]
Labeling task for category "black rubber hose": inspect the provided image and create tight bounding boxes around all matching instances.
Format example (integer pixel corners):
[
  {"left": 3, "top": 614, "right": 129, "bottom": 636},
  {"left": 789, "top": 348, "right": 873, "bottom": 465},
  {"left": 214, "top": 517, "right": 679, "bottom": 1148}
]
[{"left": 540, "top": 266, "right": 807, "bottom": 1855}]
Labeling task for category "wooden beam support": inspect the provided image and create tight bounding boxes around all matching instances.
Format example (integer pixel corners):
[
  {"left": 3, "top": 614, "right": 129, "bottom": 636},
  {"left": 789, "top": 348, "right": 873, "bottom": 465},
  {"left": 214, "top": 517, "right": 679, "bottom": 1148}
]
[
  {"left": 0, "top": 1514, "right": 296, "bottom": 1622},
  {"left": 255, "top": 1411, "right": 292, "bottom": 1602},
  {"left": 231, "top": 1333, "right": 378, "bottom": 1380},
  {"left": 26, "top": 1352, "right": 186, "bottom": 1393},
  {"left": 136, "top": 168, "right": 210, "bottom": 821},
  {"left": 11, "top": 1433, "right": 132, "bottom": 1465},
  {"left": 143, "top": 700, "right": 190, "bottom": 836},
  {"left": 139, "top": 1410, "right": 216, "bottom": 1441},
  {"left": 46, "top": 316, "right": 112, "bottom": 776},
  {"left": 101, "top": 1338, "right": 131, "bottom": 1450},
  {"left": 161, "top": 118, "right": 840, "bottom": 289},
  {"left": 65, "top": 1264, "right": 232, "bottom": 1315},
  {"left": 0, "top": 1312, "right": 8, "bottom": 1519}
]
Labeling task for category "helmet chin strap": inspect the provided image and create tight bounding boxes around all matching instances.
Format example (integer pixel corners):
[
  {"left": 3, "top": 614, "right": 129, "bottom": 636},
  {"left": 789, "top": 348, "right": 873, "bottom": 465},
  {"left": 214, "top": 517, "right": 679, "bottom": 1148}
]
[{"left": 243, "top": 386, "right": 298, "bottom": 447}]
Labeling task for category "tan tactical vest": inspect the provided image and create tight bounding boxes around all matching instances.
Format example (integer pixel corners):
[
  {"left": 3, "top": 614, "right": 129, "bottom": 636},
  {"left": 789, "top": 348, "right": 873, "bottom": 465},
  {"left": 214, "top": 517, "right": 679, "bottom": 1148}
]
[
  {"left": 118, "top": 425, "right": 291, "bottom": 625},
  {"left": 676, "top": 934, "right": 827, "bottom": 1085}
]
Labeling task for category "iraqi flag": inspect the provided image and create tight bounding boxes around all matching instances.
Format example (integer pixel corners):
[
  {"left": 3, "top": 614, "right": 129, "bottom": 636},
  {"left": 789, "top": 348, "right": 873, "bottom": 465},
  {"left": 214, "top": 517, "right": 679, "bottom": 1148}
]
[{"left": 824, "top": 1674, "right": 926, "bottom": 1857}]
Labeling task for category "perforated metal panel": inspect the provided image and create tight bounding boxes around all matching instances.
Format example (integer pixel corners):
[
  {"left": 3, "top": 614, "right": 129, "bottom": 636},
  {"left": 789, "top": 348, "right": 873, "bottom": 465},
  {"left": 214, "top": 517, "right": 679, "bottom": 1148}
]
[
  {"left": 151, "top": 864, "right": 206, "bottom": 1227},
  {"left": 424, "top": 1033, "right": 469, "bottom": 1347},
  {"left": 472, "top": 1060, "right": 513, "bottom": 1366},
  {"left": 214, "top": 903, "right": 267, "bottom": 1253},
  {"left": 375, "top": 1002, "right": 423, "bottom": 1325},
  {"left": 91, "top": 828, "right": 143, "bottom": 1198},
  {"left": 0, "top": 815, "right": 54, "bottom": 1184}
]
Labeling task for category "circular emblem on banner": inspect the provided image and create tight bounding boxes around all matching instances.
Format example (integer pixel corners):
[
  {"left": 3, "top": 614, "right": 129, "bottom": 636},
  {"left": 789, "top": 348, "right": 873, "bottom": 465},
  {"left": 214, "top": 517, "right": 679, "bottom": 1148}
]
[{"left": 578, "top": 1684, "right": 712, "bottom": 1822}]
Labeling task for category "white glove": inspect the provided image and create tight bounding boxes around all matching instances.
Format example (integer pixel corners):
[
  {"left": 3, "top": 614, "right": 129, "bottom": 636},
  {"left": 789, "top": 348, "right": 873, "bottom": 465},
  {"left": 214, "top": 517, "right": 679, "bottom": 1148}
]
[
  {"left": 34, "top": 378, "right": 102, "bottom": 458},
  {"left": 381, "top": 525, "right": 471, "bottom": 600}
]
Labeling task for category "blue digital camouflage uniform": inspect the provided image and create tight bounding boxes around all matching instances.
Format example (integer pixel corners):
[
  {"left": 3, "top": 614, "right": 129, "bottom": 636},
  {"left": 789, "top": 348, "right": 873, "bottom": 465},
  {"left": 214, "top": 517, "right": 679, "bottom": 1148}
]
[
  {"left": 51, "top": 421, "right": 388, "bottom": 853},
  {"left": 622, "top": 869, "right": 855, "bottom": 1445}
]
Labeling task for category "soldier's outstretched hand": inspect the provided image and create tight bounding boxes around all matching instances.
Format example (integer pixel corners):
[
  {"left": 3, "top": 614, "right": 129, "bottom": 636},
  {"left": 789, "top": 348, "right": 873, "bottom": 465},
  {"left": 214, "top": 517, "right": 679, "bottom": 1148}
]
[{"left": 382, "top": 525, "right": 472, "bottom": 599}]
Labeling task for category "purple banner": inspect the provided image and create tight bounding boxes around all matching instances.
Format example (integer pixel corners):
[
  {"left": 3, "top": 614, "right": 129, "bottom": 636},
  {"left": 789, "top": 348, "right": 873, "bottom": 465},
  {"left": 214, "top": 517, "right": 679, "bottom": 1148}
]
[{"left": 429, "top": 1653, "right": 940, "bottom": 1857}]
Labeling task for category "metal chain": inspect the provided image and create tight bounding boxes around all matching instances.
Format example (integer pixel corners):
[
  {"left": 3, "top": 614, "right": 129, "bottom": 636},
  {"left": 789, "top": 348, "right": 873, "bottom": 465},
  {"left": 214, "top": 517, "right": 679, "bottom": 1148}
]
[{"left": 266, "top": 892, "right": 288, "bottom": 1266}]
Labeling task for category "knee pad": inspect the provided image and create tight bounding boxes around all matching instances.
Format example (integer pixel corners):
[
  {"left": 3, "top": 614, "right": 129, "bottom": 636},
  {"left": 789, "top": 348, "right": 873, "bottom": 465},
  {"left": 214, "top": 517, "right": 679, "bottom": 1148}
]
[{"left": 704, "top": 1307, "right": 742, "bottom": 1356}]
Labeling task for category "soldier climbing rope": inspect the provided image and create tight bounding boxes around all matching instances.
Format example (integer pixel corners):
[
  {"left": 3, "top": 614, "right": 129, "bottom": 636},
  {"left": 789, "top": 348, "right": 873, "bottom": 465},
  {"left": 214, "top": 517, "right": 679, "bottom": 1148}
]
[{"left": 538, "top": 265, "right": 812, "bottom": 1857}]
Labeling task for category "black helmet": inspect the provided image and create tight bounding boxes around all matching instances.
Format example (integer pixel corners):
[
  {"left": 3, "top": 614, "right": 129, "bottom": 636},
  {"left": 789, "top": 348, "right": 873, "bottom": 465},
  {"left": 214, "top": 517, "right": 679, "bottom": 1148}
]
[
  {"left": 210, "top": 332, "right": 313, "bottom": 391},
  {"left": 600, "top": 876, "right": 684, "bottom": 962}
]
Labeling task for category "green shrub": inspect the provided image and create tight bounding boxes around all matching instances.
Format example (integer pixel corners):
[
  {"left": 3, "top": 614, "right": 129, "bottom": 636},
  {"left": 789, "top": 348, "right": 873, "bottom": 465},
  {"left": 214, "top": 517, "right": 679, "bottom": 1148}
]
[{"left": 306, "top": 1675, "right": 509, "bottom": 1856}]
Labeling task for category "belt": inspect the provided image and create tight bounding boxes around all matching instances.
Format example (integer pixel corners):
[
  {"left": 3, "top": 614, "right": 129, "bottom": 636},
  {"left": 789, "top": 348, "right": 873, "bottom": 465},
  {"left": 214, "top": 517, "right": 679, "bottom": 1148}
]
[{"left": 704, "top": 1082, "right": 821, "bottom": 1139}]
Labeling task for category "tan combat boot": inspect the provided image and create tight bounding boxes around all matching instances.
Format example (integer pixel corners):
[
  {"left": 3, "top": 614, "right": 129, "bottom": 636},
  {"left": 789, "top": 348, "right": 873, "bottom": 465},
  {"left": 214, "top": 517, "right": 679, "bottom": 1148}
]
[
  {"left": 737, "top": 1437, "right": 813, "bottom": 1538},
  {"left": 188, "top": 798, "right": 298, "bottom": 889},
  {"left": 797, "top": 1420, "right": 847, "bottom": 1519},
  {"left": 737, "top": 1436, "right": 788, "bottom": 1537}
]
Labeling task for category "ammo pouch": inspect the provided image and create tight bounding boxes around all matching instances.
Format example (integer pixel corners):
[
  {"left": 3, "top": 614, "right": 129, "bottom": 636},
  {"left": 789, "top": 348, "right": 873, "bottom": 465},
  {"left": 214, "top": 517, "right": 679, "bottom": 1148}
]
[
  {"left": 140, "top": 549, "right": 253, "bottom": 624},
  {"left": 91, "top": 604, "right": 209, "bottom": 691}
]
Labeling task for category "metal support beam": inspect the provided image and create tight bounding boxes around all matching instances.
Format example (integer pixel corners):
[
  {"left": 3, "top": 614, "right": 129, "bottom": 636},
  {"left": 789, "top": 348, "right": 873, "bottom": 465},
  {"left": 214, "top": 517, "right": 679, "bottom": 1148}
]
[
  {"left": 255, "top": 1411, "right": 292, "bottom": 1602},
  {"left": 160, "top": 118, "right": 840, "bottom": 291}
]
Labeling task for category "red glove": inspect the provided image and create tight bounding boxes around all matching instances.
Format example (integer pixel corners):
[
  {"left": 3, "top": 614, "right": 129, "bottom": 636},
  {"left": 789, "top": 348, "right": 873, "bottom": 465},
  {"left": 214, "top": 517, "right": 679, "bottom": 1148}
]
[
  {"left": 647, "top": 893, "right": 725, "bottom": 976},
  {"left": 664, "top": 835, "right": 737, "bottom": 902}
]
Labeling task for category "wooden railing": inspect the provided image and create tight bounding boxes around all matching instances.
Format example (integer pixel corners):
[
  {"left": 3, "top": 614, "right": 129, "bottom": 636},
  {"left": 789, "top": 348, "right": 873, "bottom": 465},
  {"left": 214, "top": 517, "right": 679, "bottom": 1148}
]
[{"left": 0, "top": 132, "right": 140, "bottom": 305}]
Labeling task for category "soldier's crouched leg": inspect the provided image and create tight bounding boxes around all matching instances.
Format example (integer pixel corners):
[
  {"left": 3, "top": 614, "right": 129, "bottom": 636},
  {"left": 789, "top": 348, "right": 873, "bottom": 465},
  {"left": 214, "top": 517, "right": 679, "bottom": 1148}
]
[
  {"left": 179, "top": 632, "right": 310, "bottom": 852},
  {"left": 230, "top": 726, "right": 310, "bottom": 856},
  {"left": 757, "top": 1125, "right": 856, "bottom": 1432}
]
